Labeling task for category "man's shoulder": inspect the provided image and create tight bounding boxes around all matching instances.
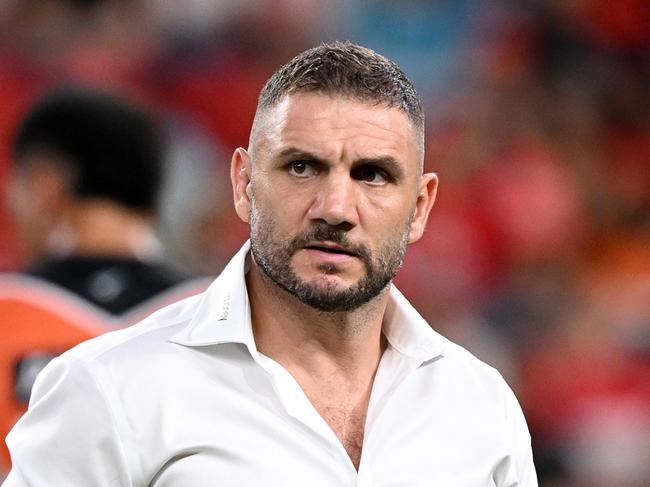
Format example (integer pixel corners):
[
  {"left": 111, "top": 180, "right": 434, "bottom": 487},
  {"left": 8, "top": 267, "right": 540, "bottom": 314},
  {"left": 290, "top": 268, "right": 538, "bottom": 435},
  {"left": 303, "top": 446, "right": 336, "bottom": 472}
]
[{"left": 61, "top": 290, "right": 204, "bottom": 366}]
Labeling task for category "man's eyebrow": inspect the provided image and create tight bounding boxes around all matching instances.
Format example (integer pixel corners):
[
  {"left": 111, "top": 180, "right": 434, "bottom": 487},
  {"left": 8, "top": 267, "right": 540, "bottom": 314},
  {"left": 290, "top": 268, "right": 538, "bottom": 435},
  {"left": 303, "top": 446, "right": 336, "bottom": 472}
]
[
  {"left": 276, "top": 147, "right": 326, "bottom": 164},
  {"left": 354, "top": 156, "right": 405, "bottom": 180}
]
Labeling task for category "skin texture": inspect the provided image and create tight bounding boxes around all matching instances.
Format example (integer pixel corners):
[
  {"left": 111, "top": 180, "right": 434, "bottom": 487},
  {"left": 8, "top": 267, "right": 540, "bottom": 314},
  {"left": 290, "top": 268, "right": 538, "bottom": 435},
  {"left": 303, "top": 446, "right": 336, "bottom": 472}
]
[{"left": 230, "top": 92, "right": 438, "bottom": 469}]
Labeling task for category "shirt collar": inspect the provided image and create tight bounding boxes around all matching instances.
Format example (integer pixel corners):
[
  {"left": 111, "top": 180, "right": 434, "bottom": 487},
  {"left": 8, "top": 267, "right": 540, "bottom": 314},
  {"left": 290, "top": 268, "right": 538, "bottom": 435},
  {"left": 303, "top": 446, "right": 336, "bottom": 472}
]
[
  {"left": 169, "top": 241, "right": 255, "bottom": 350},
  {"left": 170, "top": 241, "right": 446, "bottom": 362}
]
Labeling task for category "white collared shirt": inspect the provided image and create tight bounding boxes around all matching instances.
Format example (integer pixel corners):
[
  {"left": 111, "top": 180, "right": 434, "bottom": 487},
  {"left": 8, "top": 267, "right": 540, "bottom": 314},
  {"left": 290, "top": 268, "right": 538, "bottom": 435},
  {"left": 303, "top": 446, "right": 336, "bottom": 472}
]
[{"left": 4, "top": 242, "right": 537, "bottom": 486}]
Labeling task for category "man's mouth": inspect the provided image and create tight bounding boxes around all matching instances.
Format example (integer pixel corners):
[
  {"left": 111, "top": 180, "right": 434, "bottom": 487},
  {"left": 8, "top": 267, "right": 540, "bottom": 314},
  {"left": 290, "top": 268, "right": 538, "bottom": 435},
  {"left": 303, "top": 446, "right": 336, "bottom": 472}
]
[{"left": 303, "top": 242, "right": 357, "bottom": 257}]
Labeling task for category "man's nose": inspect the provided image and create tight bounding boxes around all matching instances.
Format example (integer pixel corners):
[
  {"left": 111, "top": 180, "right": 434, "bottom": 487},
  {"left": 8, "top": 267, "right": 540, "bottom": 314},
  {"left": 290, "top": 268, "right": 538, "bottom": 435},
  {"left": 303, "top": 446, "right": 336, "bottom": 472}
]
[{"left": 307, "top": 173, "right": 359, "bottom": 228}]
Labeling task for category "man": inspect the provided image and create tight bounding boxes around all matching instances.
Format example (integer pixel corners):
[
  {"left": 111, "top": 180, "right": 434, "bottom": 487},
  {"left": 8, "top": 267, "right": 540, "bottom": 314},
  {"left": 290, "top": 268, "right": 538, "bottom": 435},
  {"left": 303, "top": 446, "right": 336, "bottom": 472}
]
[
  {"left": 3, "top": 43, "right": 537, "bottom": 486},
  {"left": 7, "top": 87, "right": 187, "bottom": 314}
]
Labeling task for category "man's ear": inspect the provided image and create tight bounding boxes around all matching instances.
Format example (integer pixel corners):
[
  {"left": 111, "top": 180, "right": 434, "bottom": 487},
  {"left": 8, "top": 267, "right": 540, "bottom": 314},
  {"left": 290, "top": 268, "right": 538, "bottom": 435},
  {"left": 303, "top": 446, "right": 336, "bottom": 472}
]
[
  {"left": 408, "top": 172, "right": 438, "bottom": 244},
  {"left": 230, "top": 148, "right": 252, "bottom": 223}
]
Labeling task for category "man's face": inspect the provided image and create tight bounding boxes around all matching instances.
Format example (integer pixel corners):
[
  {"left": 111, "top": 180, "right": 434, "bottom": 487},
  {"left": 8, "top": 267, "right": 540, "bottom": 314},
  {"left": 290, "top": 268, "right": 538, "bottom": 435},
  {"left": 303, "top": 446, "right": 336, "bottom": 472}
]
[{"left": 232, "top": 93, "right": 436, "bottom": 312}]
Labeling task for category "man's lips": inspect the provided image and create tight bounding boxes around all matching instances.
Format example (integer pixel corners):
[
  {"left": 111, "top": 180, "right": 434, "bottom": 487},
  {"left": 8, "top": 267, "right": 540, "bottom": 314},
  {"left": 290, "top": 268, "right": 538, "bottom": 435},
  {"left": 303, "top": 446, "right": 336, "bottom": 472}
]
[
  {"left": 302, "top": 242, "right": 357, "bottom": 256},
  {"left": 301, "top": 242, "right": 359, "bottom": 263}
]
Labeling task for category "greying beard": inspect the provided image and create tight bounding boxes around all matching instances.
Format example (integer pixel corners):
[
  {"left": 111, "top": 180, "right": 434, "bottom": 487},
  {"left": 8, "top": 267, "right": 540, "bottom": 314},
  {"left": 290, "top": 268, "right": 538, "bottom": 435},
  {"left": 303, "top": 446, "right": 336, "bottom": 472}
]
[{"left": 248, "top": 198, "right": 412, "bottom": 312}]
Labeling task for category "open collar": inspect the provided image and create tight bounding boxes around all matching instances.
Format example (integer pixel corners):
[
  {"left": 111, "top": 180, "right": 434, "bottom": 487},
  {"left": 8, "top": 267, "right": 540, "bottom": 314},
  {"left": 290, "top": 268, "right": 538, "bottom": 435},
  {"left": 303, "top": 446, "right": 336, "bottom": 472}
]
[
  {"left": 169, "top": 242, "right": 254, "bottom": 350},
  {"left": 170, "top": 241, "right": 446, "bottom": 362}
]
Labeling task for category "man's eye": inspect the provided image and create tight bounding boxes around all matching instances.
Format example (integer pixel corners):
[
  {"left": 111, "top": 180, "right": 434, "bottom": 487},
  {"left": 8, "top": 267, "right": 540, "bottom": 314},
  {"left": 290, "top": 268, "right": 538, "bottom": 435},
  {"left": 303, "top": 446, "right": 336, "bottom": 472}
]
[
  {"left": 288, "top": 161, "right": 315, "bottom": 177},
  {"left": 353, "top": 166, "right": 389, "bottom": 185}
]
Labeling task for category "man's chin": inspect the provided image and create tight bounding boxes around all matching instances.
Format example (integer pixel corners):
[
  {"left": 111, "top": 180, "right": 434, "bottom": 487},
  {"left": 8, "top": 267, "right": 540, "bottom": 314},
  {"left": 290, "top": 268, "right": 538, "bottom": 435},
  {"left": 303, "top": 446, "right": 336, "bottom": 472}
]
[
  {"left": 297, "top": 293, "right": 365, "bottom": 313},
  {"left": 299, "top": 277, "right": 353, "bottom": 299},
  {"left": 307, "top": 272, "right": 355, "bottom": 287},
  {"left": 289, "top": 278, "right": 378, "bottom": 313}
]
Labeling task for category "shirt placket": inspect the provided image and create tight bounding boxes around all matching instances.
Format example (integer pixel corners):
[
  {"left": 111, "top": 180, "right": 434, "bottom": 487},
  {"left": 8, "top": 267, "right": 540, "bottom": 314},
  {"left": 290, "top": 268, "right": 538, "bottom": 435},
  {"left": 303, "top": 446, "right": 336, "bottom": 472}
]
[
  {"left": 357, "top": 346, "right": 425, "bottom": 487},
  {"left": 256, "top": 353, "right": 360, "bottom": 485}
]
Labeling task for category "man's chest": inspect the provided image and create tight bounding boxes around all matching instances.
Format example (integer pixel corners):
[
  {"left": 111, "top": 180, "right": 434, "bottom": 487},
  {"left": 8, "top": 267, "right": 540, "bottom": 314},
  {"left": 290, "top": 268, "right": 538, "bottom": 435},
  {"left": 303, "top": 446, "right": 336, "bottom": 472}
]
[
  {"left": 311, "top": 398, "right": 368, "bottom": 470},
  {"left": 118, "top": 353, "right": 511, "bottom": 486},
  {"left": 139, "top": 410, "right": 505, "bottom": 487}
]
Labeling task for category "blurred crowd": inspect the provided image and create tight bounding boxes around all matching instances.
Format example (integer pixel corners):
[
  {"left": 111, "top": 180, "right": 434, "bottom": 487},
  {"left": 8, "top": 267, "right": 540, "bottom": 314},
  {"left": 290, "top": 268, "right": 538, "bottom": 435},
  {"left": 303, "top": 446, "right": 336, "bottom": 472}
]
[{"left": 0, "top": 1, "right": 648, "bottom": 485}]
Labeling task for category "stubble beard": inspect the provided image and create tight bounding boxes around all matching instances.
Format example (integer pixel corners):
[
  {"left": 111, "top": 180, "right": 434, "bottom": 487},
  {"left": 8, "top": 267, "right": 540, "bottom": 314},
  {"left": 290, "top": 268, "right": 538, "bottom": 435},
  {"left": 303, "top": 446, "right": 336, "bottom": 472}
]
[{"left": 249, "top": 199, "right": 412, "bottom": 313}]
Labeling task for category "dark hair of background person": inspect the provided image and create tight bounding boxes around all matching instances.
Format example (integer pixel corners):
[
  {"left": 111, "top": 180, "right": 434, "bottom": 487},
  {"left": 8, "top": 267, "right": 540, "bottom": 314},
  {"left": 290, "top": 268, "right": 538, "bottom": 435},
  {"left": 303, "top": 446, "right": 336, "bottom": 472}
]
[
  {"left": 13, "top": 86, "right": 163, "bottom": 213},
  {"left": 256, "top": 41, "right": 424, "bottom": 136}
]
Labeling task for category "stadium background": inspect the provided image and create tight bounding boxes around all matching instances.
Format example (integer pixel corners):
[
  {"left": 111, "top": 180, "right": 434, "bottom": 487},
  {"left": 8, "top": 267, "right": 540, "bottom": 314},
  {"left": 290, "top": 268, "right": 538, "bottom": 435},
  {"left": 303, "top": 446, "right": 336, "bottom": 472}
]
[{"left": 0, "top": 1, "right": 648, "bottom": 485}]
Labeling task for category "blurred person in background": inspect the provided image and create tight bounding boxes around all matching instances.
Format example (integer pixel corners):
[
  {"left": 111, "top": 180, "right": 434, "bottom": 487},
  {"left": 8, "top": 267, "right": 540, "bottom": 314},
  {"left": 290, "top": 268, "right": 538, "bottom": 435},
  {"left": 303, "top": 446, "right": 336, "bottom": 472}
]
[
  {"left": 7, "top": 86, "right": 187, "bottom": 313},
  {"left": 0, "top": 87, "right": 212, "bottom": 478}
]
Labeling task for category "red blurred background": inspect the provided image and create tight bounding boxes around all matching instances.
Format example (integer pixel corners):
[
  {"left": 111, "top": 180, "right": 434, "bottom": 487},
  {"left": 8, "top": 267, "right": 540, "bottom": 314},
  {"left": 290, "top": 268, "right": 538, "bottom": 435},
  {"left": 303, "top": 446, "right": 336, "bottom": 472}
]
[{"left": 0, "top": 1, "right": 648, "bottom": 485}]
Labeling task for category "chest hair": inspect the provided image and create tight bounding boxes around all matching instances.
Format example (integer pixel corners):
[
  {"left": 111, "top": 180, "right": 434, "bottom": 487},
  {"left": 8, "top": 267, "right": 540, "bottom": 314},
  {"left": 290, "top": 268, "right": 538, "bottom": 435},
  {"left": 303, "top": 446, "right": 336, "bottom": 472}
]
[{"left": 311, "top": 397, "right": 368, "bottom": 470}]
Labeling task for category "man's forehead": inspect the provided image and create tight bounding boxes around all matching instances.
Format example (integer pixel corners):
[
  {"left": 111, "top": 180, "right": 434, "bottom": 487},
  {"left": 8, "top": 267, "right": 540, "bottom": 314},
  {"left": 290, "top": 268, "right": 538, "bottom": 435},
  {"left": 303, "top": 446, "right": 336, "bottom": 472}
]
[
  {"left": 250, "top": 92, "right": 421, "bottom": 156},
  {"left": 270, "top": 92, "right": 409, "bottom": 124}
]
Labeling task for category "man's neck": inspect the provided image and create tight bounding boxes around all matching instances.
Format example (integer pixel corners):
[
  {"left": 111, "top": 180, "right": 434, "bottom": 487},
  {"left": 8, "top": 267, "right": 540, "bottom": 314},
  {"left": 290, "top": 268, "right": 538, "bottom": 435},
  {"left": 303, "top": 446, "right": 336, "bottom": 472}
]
[
  {"left": 246, "top": 259, "right": 388, "bottom": 378},
  {"left": 54, "top": 200, "right": 160, "bottom": 260},
  {"left": 246, "top": 258, "right": 389, "bottom": 470}
]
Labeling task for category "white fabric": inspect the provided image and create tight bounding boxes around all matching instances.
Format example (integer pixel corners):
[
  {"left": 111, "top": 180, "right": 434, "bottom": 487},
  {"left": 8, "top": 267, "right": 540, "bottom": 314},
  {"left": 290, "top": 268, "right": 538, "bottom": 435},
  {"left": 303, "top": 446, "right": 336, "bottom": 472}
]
[{"left": 4, "top": 241, "right": 537, "bottom": 486}]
